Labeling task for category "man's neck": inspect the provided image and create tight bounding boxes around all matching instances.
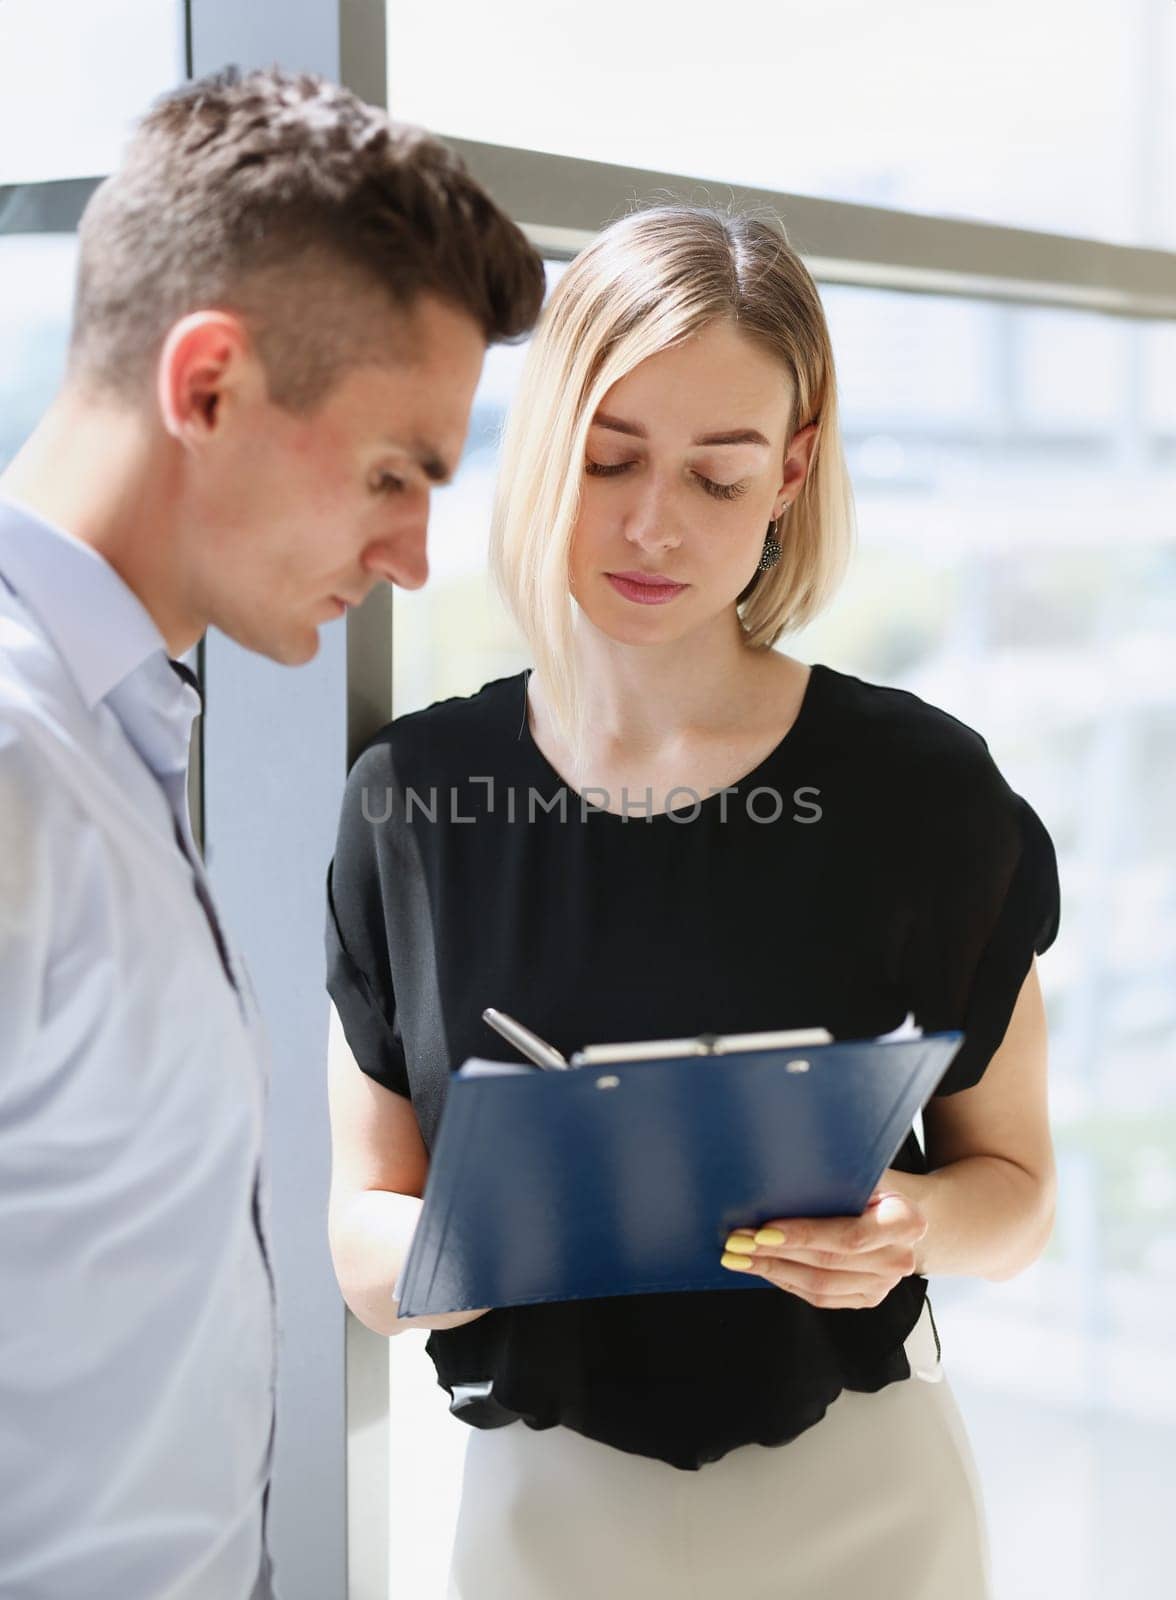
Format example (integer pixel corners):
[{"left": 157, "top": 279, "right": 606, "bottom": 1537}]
[{"left": 2, "top": 391, "right": 202, "bottom": 656}]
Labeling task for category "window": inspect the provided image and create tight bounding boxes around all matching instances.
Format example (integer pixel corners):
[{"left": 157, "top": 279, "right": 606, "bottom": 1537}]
[
  {"left": 385, "top": 0, "right": 1176, "bottom": 250},
  {"left": 0, "top": 0, "right": 184, "bottom": 184},
  {"left": 0, "top": 231, "right": 77, "bottom": 470}
]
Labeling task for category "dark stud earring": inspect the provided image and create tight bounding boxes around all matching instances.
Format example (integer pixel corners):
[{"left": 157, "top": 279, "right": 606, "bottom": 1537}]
[{"left": 758, "top": 511, "right": 785, "bottom": 573}]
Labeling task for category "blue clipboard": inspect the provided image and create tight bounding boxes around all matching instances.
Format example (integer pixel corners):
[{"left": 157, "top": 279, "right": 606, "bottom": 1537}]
[{"left": 395, "top": 1029, "right": 963, "bottom": 1318}]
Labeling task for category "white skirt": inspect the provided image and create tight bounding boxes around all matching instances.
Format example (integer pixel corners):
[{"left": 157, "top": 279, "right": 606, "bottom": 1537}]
[{"left": 446, "top": 1300, "right": 991, "bottom": 1600}]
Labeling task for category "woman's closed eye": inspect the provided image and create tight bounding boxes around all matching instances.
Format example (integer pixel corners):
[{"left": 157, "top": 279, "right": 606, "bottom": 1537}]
[{"left": 584, "top": 459, "right": 749, "bottom": 503}]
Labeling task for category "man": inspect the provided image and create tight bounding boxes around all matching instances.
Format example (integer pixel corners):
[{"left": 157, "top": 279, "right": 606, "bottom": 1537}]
[{"left": 0, "top": 66, "right": 543, "bottom": 1599}]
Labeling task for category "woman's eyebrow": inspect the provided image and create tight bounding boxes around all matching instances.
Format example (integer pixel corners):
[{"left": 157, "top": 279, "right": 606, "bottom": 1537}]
[
  {"left": 695, "top": 428, "right": 771, "bottom": 448},
  {"left": 592, "top": 412, "right": 769, "bottom": 449}
]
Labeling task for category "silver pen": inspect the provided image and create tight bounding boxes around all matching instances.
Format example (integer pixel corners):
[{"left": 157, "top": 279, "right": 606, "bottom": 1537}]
[{"left": 482, "top": 1007, "right": 570, "bottom": 1071}]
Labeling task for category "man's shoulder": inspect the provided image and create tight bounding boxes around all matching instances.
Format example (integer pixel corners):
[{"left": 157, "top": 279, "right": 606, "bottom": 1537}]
[
  {"left": 0, "top": 712, "right": 47, "bottom": 817},
  {"left": 1, "top": 592, "right": 106, "bottom": 870},
  {"left": 0, "top": 706, "right": 79, "bottom": 935},
  {"left": 0, "top": 704, "right": 93, "bottom": 865},
  {"left": 0, "top": 585, "right": 88, "bottom": 736}
]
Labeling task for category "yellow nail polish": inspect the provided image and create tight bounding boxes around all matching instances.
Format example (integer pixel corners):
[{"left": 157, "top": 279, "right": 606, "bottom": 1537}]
[
  {"left": 754, "top": 1227, "right": 786, "bottom": 1246},
  {"left": 724, "top": 1235, "right": 756, "bottom": 1255},
  {"left": 721, "top": 1252, "right": 755, "bottom": 1272}
]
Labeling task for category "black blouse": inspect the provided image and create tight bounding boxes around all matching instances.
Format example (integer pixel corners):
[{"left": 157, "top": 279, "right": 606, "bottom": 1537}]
[{"left": 325, "top": 663, "right": 1060, "bottom": 1471}]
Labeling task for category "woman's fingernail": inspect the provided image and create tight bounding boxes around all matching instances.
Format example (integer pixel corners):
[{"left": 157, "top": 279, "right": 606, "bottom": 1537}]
[
  {"left": 724, "top": 1235, "right": 756, "bottom": 1255},
  {"left": 721, "top": 1252, "right": 755, "bottom": 1272},
  {"left": 754, "top": 1228, "right": 787, "bottom": 1247}
]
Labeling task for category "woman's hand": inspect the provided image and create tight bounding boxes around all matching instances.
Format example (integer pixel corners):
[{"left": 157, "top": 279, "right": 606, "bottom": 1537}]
[{"left": 719, "top": 1171, "right": 928, "bottom": 1309}]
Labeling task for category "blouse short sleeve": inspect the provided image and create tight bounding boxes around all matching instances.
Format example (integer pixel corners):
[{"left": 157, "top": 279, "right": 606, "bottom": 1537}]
[
  {"left": 324, "top": 742, "right": 411, "bottom": 1098},
  {"left": 903, "top": 741, "right": 1061, "bottom": 1098}
]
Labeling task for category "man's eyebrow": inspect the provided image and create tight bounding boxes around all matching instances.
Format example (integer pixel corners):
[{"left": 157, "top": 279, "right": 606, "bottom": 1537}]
[
  {"left": 418, "top": 449, "right": 453, "bottom": 486},
  {"left": 382, "top": 438, "right": 455, "bottom": 485},
  {"left": 592, "top": 413, "right": 770, "bottom": 449}
]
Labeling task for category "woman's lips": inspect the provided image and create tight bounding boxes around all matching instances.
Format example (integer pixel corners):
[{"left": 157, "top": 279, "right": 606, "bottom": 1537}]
[{"left": 605, "top": 571, "right": 689, "bottom": 606}]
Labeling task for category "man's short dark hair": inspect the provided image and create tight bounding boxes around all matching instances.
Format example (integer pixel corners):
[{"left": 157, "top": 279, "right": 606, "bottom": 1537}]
[{"left": 68, "top": 66, "right": 546, "bottom": 410}]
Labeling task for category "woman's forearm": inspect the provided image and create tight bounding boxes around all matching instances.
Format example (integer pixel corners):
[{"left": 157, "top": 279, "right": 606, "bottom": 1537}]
[
  {"left": 329, "top": 1188, "right": 490, "bottom": 1337},
  {"left": 883, "top": 1155, "right": 1057, "bottom": 1282}
]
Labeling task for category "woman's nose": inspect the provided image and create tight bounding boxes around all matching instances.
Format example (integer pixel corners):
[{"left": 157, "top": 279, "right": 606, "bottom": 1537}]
[{"left": 623, "top": 486, "right": 682, "bottom": 553}]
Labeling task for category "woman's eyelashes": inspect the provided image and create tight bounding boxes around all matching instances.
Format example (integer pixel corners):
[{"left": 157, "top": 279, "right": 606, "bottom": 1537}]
[{"left": 584, "top": 459, "right": 749, "bottom": 503}]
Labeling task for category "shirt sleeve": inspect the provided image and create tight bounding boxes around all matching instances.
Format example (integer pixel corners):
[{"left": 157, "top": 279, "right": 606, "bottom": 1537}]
[
  {"left": 324, "top": 741, "right": 411, "bottom": 1098},
  {"left": 902, "top": 740, "right": 1061, "bottom": 1098}
]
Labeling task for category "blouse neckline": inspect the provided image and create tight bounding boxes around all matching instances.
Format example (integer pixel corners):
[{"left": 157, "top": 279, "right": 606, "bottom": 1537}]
[{"left": 516, "top": 661, "right": 829, "bottom": 822}]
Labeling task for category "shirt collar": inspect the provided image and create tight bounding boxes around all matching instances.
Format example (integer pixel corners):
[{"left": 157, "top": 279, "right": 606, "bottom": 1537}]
[{"left": 0, "top": 493, "right": 172, "bottom": 711}]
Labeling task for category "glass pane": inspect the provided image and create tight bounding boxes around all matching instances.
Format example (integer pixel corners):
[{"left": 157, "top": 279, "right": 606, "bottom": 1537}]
[
  {"left": 387, "top": 0, "right": 1176, "bottom": 251},
  {"left": 0, "top": 231, "right": 77, "bottom": 469},
  {"left": 390, "top": 277, "right": 1176, "bottom": 1599},
  {"left": 0, "top": 0, "right": 184, "bottom": 183}
]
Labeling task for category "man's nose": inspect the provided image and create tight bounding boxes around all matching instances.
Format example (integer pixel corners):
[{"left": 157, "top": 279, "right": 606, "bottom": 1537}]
[{"left": 363, "top": 517, "right": 430, "bottom": 592}]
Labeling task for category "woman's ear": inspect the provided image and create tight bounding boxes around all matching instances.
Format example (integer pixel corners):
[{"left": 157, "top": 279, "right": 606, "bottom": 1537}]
[{"left": 775, "top": 420, "right": 820, "bottom": 514}]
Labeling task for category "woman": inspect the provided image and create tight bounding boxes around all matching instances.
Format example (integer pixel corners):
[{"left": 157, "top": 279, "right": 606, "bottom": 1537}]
[{"left": 325, "top": 207, "right": 1060, "bottom": 1599}]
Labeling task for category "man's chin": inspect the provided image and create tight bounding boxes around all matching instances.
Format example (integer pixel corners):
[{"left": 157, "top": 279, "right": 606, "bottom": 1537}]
[
  {"left": 223, "top": 622, "right": 320, "bottom": 667},
  {"left": 212, "top": 597, "right": 333, "bottom": 665},
  {"left": 277, "top": 627, "right": 321, "bottom": 667}
]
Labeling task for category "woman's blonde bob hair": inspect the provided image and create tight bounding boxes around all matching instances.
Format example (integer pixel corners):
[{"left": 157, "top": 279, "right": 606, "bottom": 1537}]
[{"left": 489, "top": 205, "right": 855, "bottom": 743}]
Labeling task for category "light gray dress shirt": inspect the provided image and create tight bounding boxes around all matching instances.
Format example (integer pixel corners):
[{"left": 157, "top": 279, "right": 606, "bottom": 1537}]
[{"left": 0, "top": 497, "right": 276, "bottom": 1599}]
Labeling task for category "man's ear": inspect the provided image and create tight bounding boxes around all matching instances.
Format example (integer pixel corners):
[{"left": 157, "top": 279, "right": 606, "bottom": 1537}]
[{"left": 156, "top": 311, "right": 260, "bottom": 448}]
